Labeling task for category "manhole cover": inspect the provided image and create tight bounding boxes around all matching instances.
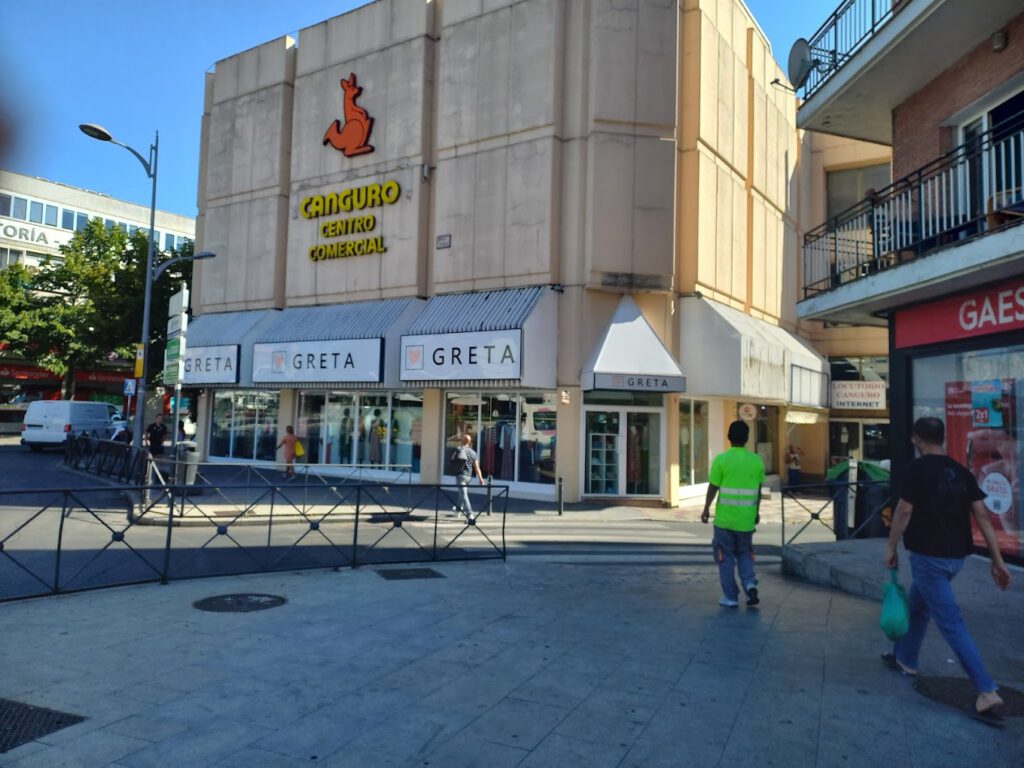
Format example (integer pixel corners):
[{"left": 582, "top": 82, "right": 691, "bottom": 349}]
[
  {"left": 913, "top": 677, "right": 1024, "bottom": 717},
  {"left": 0, "top": 698, "right": 85, "bottom": 753},
  {"left": 376, "top": 568, "right": 444, "bottom": 580},
  {"left": 192, "top": 594, "right": 287, "bottom": 613}
]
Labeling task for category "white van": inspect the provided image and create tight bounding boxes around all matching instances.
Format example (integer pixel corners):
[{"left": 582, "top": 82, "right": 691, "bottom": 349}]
[{"left": 21, "top": 401, "right": 123, "bottom": 451}]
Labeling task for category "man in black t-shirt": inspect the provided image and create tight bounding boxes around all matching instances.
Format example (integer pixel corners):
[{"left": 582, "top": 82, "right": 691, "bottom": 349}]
[
  {"left": 884, "top": 417, "right": 1011, "bottom": 718},
  {"left": 145, "top": 413, "right": 168, "bottom": 457}
]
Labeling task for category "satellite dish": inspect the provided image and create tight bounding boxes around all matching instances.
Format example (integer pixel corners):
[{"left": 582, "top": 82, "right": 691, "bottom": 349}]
[{"left": 787, "top": 38, "right": 817, "bottom": 91}]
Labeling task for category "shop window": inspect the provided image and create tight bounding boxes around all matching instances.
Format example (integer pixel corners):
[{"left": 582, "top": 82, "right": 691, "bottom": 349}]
[
  {"left": 208, "top": 391, "right": 279, "bottom": 460},
  {"left": 912, "top": 344, "right": 1024, "bottom": 562},
  {"left": 444, "top": 391, "right": 557, "bottom": 485},
  {"left": 679, "top": 399, "right": 710, "bottom": 486},
  {"left": 389, "top": 393, "right": 422, "bottom": 472}
]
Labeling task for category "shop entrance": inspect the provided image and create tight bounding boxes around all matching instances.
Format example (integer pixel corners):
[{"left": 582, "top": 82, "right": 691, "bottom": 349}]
[{"left": 583, "top": 407, "right": 662, "bottom": 496}]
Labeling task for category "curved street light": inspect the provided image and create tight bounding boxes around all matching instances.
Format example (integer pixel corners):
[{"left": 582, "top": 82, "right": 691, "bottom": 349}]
[{"left": 80, "top": 123, "right": 214, "bottom": 451}]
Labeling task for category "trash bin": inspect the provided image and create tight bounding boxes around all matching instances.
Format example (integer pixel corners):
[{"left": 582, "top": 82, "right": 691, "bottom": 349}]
[
  {"left": 175, "top": 441, "right": 199, "bottom": 485},
  {"left": 827, "top": 460, "right": 891, "bottom": 540}
]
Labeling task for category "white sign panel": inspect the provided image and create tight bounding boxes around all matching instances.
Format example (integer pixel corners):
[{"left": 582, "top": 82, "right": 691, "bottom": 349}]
[
  {"left": 252, "top": 339, "right": 382, "bottom": 383},
  {"left": 182, "top": 344, "right": 240, "bottom": 385},
  {"left": 401, "top": 331, "right": 522, "bottom": 381},
  {"left": 167, "top": 313, "right": 188, "bottom": 338},
  {"left": 831, "top": 380, "right": 887, "bottom": 410},
  {"left": 169, "top": 286, "right": 189, "bottom": 317}
]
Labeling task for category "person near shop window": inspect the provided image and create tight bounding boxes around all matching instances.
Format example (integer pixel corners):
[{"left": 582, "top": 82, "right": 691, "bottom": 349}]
[
  {"left": 883, "top": 417, "right": 1012, "bottom": 720},
  {"left": 785, "top": 444, "right": 804, "bottom": 487},
  {"left": 453, "top": 432, "right": 485, "bottom": 521},
  {"left": 145, "top": 413, "right": 168, "bottom": 458},
  {"left": 701, "top": 420, "right": 765, "bottom": 608},
  {"left": 277, "top": 425, "right": 298, "bottom": 481}
]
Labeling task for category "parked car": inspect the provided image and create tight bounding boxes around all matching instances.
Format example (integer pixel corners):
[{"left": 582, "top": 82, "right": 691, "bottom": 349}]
[{"left": 21, "top": 401, "right": 124, "bottom": 451}]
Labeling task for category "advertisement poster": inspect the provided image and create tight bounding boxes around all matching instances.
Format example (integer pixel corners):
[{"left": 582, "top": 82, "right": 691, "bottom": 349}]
[{"left": 944, "top": 380, "right": 1021, "bottom": 558}]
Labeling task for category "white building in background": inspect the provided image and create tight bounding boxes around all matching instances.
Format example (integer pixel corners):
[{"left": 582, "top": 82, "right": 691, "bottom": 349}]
[{"left": 0, "top": 170, "right": 195, "bottom": 427}]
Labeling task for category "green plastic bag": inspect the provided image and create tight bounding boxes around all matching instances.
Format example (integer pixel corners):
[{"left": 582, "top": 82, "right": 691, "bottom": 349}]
[{"left": 880, "top": 568, "right": 909, "bottom": 641}]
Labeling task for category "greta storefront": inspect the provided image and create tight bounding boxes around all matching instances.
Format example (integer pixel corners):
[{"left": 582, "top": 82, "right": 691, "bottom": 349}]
[{"left": 891, "top": 277, "right": 1024, "bottom": 564}]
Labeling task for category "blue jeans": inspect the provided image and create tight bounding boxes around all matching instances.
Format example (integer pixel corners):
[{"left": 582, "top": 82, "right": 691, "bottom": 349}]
[
  {"left": 713, "top": 526, "right": 756, "bottom": 601},
  {"left": 457, "top": 475, "right": 473, "bottom": 516},
  {"left": 893, "top": 552, "right": 996, "bottom": 693}
]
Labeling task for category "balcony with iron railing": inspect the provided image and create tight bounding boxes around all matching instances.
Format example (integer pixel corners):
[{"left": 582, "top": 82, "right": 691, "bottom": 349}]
[
  {"left": 795, "top": 0, "right": 1022, "bottom": 144},
  {"left": 800, "top": 111, "right": 1024, "bottom": 317}
]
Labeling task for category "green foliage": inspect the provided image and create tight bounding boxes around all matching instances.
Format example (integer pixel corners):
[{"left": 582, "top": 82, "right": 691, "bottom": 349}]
[{"left": 0, "top": 219, "right": 194, "bottom": 396}]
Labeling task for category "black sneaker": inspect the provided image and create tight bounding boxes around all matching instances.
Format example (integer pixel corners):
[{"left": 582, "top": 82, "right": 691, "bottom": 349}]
[{"left": 746, "top": 587, "right": 760, "bottom": 606}]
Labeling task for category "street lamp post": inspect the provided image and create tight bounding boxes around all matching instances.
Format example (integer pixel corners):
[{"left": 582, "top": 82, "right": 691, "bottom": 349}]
[{"left": 80, "top": 123, "right": 214, "bottom": 451}]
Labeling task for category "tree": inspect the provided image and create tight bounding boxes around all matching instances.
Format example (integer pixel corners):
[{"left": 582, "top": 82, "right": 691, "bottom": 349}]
[{"left": 0, "top": 219, "right": 193, "bottom": 398}]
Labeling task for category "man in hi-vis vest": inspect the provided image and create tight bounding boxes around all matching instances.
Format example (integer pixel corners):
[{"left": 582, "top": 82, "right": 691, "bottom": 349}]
[{"left": 701, "top": 420, "right": 765, "bottom": 607}]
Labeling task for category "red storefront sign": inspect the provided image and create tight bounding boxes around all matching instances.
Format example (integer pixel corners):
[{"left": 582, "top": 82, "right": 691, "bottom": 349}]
[
  {"left": 0, "top": 364, "right": 129, "bottom": 384},
  {"left": 895, "top": 279, "right": 1024, "bottom": 348},
  {"left": 0, "top": 364, "right": 60, "bottom": 381}
]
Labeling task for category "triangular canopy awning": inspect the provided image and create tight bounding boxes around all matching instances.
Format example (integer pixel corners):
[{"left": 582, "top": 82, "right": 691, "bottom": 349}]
[{"left": 581, "top": 296, "right": 686, "bottom": 392}]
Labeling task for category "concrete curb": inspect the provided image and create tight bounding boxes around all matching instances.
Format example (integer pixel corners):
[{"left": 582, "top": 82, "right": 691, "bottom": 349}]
[{"left": 782, "top": 540, "right": 887, "bottom": 601}]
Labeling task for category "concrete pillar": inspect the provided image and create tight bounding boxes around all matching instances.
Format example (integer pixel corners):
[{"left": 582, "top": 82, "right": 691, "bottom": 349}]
[
  {"left": 557, "top": 387, "right": 581, "bottom": 502},
  {"left": 276, "top": 389, "right": 296, "bottom": 467},
  {"left": 665, "top": 393, "right": 680, "bottom": 506},
  {"left": 420, "top": 388, "right": 444, "bottom": 483}
]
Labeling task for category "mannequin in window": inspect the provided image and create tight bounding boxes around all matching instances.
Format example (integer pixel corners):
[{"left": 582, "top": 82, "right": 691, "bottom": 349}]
[{"left": 339, "top": 408, "right": 353, "bottom": 464}]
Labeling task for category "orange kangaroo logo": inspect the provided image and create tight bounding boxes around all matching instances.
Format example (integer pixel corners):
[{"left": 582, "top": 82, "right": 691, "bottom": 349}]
[{"left": 323, "top": 73, "right": 375, "bottom": 157}]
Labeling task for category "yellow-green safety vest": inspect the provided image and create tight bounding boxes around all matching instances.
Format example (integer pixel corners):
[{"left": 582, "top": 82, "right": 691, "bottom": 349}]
[{"left": 710, "top": 446, "right": 765, "bottom": 532}]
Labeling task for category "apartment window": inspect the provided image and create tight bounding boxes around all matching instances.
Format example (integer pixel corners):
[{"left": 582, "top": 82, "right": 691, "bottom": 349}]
[
  {"left": 164, "top": 232, "right": 175, "bottom": 250},
  {"left": 28, "top": 201, "right": 43, "bottom": 224},
  {"left": 0, "top": 194, "right": 10, "bottom": 218},
  {"left": 826, "top": 164, "right": 891, "bottom": 220},
  {"left": 44, "top": 205, "right": 57, "bottom": 226},
  {"left": 75, "top": 212, "right": 88, "bottom": 231},
  {"left": 105, "top": 219, "right": 115, "bottom": 231},
  {"left": 11, "top": 196, "right": 27, "bottom": 221},
  {"left": 62, "top": 209, "right": 75, "bottom": 229}
]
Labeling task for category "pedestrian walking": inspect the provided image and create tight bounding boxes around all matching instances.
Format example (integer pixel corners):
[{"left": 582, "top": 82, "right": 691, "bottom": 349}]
[
  {"left": 145, "top": 413, "right": 168, "bottom": 457},
  {"left": 785, "top": 443, "right": 804, "bottom": 487},
  {"left": 883, "top": 417, "right": 1012, "bottom": 719},
  {"left": 701, "top": 420, "right": 765, "bottom": 607},
  {"left": 277, "top": 425, "right": 298, "bottom": 480},
  {"left": 454, "top": 432, "right": 485, "bottom": 521}
]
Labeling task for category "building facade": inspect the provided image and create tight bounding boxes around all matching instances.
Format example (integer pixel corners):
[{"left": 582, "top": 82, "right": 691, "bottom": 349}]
[
  {"left": 0, "top": 170, "right": 195, "bottom": 430},
  {"left": 795, "top": 0, "right": 1024, "bottom": 561},
  {"left": 187, "top": 0, "right": 831, "bottom": 504}
]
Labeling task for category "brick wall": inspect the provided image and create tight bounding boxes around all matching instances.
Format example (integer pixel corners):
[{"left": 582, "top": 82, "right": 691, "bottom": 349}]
[{"left": 892, "top": 13, "right": 1024, "bottom": 179}]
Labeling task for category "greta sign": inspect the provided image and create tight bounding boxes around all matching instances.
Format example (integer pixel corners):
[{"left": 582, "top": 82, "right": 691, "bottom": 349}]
[
  {"left": 895, "top": 279, "right": 1024, "bottom": 348},
  {"left": 400, "top": 331, "right": 522, "bottom": 381},
  {"left": 182, "top": 345, "right": 239, "bottom": 385}
]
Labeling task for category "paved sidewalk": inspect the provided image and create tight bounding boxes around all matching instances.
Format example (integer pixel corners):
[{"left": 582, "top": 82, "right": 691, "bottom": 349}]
[{"left": 1, "top": 541, "right": 1021, "bottom": 766}]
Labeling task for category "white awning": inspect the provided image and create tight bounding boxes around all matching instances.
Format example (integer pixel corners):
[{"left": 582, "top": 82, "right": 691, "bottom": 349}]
[
  {"left": 183, "top": 309, "right": 279, "bottom": 387},
  {"left": 679, "top": 296, "right": 829, "bottom": 407},
  {"left": 581, "top": 295, "right": 685, "bottom": 392},
  {"left": 400, "top": 287, "right": 556, "bottom": 387},
  {"left": 250, "top": 298, "right": 425, "bottom": 388}
]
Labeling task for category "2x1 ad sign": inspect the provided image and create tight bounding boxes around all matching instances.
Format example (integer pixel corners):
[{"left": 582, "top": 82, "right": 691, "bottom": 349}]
[
  {"left": 400, "top": 330, "right": 522, "bottom": 381},
  {"left": 252, "top": 339, "right": 382, "bottom": 383}
]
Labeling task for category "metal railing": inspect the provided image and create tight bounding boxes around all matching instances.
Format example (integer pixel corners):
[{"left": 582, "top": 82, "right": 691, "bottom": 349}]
[
  {"left": 65, "top": 434, "right": 148, "bottom": 484},
  {"left": 780, "top": 479, "right": 891, "bottom": 548},
  {"left": 800, "top": 0, "right": 896, "bottom": 100},
  {"left": 0, "top": 480, "right": 508, "bottom": 602},
  {"left": 804, "top": 112, "right": 1024, "bottom": 297}
]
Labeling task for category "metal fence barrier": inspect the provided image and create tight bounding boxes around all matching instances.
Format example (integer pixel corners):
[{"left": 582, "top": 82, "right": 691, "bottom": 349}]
[
  {"left": 780, "top": 480, "right": 892, "bottom": 548},
  {"left": 64, "top": 434, "right": 147, "bottom": 484},
  {"left": 0, "top": 479, "right": 508, "bottom": 602}
]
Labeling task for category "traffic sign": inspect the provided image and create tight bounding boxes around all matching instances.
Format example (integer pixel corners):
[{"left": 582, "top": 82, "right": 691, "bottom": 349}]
[
  {"left": 167, "top": 312, "right": 188, "bottom": 338},
  {"left": 134, "top": 343, "right": 145, "bottom": 378},
  {"left": 166, "top": 337, "right": 186, "bottom": 361},
  {"left": 124, "top": 378, "right": 137, "bottom": 396}
]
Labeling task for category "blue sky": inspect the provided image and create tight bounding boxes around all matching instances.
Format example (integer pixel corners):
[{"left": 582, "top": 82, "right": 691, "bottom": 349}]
[{"left": 1, "top": 0, "right": 833, "bottom": 219}]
